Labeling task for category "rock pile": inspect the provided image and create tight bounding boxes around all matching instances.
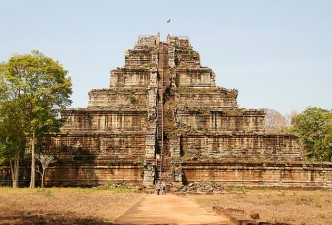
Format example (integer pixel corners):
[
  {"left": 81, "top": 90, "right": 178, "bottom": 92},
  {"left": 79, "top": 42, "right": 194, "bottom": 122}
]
[
  {"left": 169, "top": 181, "right": 230, "bottom": 195},
  {"left": 95, "top": 181, "right": 136, "bottom": 190}
]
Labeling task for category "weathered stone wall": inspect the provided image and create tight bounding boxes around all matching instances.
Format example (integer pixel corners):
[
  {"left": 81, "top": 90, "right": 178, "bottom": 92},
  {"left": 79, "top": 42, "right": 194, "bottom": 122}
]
[
  {"left": 209, "top": 109, "right": 265, "bottom": 133},
  {"left": 175, "top": 50, "right": 201, "bottom": 68},
  {"left": 175, "top": 87, "right": 238, "bottom": 108},
  {"left": 124, "top": 49, "right": 154, "bottom": 68},
  {"left": 61, "top": 109, "right": 147, "bottom": 132},
  {"left": 88, "top": 89, "right": 148, "bottom": 108},
  {"left": 176, "top": 109, "right": 265, "bottom": 134},
  {"left": 180, "top": 134, "right": 303, "bottom": 161},
  {"left": 135, "top": 35, "right": 159, "bottom": 50},
  {"left": 182, "top": 161, "right": 332, "bottom": 188},
  {"left": 167, "top": 36, "right": 191, "bottom": 48},
  {"left": 45, "top": 161, "right": 143, "bottom": 187},
  {"left": 175, "top": 68, "right": 216, "bottom": 87},
  {"left": 167, "top": 36, "right": 200, "bottom": 67},
  {"left": 110, "top": 68, "right": 150, "bottom": 87},
  {"left": 145, "top": 68, "right": 158, "bottom": 160},
  {"left": 0, "top": 161, "right": 143, "bottom": 187},
  {"left": 45, "top": 133, "right": 146, "bottom": 160}
]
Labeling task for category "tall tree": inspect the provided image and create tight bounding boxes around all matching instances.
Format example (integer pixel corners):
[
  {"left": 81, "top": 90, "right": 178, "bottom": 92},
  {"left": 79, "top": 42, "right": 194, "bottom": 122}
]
[
  {"left": 0, "top": 64, "right": 27, "bottom": 187},
  {"left": 0, "top": 51, "right": 72, "bottom": 187},
  {"left": 0, "top": 99, "right": 27, "bottom": 187},
  {"left": 264, "top": 109, "right": 289, "bottom": 134},
  {"left": 291, "top": 107, "right": 332, "bottom": 161}
]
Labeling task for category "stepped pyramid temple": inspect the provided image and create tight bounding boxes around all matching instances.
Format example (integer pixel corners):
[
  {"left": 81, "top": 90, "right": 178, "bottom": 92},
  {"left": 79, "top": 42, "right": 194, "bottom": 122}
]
[{"left": 19, "top": 34, "right": 331, "bottom": 187}]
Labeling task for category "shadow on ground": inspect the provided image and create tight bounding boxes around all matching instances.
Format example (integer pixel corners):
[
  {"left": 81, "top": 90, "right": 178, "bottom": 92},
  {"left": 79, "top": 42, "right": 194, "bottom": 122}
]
[
  {"left": 0, "top": 211, "right": 113, "bottom": 225},
  {"left": 0, "top": 211, "right": 292, "bottom": 225},
  {"left": 270, "top": 223, "right": 291, "bottom": 225},
  {"left": 113, "top": 224, "right": 231, "bottom": 225}
]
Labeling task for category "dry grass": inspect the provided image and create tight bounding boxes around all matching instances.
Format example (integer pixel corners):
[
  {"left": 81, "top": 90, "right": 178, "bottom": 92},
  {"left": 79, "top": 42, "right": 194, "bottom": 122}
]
[
  {"left": 0, "top": 187, "right": 143, "bottom": 224},
  {"left": 1, "top": 187, "right": 331, "bottom": 225},
  {"left": 191, "top": 188, "right": 332, "bottom": 225}
]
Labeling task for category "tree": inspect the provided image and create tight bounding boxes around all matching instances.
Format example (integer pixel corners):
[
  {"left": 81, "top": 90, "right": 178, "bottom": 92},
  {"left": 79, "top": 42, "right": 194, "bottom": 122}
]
[
  {"left": 0, "top": 99, "right": 27, "bottom": 187},
  {"left": 0, "top": 66, "right": 28, "bottom": 187},
  {"left": 264, "top": 109, "right": 289, "bottom": 134},
  {"left": 35, "top": 153, "right": 54, "bottom": 188},
  {"left": 0, "top": 50, "right": 72, "bottom": 188},
  {"left": 291, "top": 107, "right": 332, "bottom": 161}
]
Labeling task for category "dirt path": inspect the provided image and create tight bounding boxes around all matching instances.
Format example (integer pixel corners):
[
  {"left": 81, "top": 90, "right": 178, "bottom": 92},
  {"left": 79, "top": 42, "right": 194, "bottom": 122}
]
[{"left": 114, "top": 194, "right": 233, "bottom": 225}]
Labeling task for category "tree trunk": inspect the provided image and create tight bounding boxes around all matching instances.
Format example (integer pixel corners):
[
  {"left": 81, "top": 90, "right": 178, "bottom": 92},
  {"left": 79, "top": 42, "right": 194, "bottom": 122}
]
[
  {"left": 13, "top": 156, "right": 19, "bottom": 188},
  {"left": 9, "top": 156, "right": 19, "bottom": 188},
  {"left": 41, "top": 173, "right": 44, "bottom": 188},
  {"left": 30, "top": 128, "right": 36, "bottom": 188},
  {"left": 9, "top": 160, "right": 14, "bottom": 187}
]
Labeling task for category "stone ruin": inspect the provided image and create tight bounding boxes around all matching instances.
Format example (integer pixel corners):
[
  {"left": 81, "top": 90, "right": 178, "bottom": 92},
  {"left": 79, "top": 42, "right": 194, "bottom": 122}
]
[{"left": 14, "top": 33, "right": 331, "bottom": 188}]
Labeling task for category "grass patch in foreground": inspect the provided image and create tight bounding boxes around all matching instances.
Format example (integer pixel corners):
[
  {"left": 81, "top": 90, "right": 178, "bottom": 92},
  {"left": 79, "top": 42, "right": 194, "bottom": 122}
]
[
  {"left": 0, "top": 187, "right": 143, "bottom": 224},
  {"left": 192, "top": 188, "right": 332, "bottom": 225}
]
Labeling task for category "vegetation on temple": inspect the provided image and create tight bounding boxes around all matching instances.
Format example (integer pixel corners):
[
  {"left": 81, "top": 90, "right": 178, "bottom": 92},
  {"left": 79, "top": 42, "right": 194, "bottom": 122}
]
[
  {"left": 0, "top": 51, "right": 72, "bottom": 187},
  {"left": 291, "top": 107, "right": 332, "bottom": 162}
]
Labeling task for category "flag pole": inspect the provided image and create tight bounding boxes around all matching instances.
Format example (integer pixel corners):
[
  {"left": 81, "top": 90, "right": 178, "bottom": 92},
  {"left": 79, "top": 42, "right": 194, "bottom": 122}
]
[{"left": 167, "top": 18, "right": 171, "bottom": 36}]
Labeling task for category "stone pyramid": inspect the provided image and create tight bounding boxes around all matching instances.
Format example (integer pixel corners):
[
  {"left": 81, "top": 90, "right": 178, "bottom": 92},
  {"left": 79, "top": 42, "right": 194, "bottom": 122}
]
[{"left": 42, "top": 34, "right": 331, "bottom": 188}]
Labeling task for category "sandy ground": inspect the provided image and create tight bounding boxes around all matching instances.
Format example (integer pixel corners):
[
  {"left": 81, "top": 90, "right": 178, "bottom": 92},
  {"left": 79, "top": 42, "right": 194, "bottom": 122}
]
[
  {"left": 115, "top": 194, "right": 233, "bottom": 225},
  {"left": 193, "top": 189, "right": 332, "bottom": 225},
  {"left": 1, "top": 187, "right": 330, "bottom": 225},
  {"left": 0, "top": 188, "right": 142, "bottom": 224}
]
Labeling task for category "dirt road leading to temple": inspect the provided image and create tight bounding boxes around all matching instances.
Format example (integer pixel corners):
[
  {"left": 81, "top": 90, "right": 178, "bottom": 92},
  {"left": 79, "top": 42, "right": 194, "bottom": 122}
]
[{"left": 115, "top": 194, "right": 233, "bottom": 225}]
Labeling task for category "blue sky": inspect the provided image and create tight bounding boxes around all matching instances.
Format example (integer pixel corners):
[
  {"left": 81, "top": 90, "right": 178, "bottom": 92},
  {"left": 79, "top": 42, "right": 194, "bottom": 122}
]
[{"left": 1, "top": 0, "right": 331, "bottom": 114}]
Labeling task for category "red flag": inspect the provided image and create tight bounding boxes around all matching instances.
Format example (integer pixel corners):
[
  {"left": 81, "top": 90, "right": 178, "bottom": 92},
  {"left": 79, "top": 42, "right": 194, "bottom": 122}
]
[{"left": 167, "top": 18, "right": 171, "bottom": 23}]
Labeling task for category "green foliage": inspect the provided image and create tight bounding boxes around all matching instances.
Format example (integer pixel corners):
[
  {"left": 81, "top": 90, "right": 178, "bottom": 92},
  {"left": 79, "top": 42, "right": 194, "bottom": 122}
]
[
  {"left": 278, "top": 190, "right": 286, "bottom": 196},
  {"left": 35, "top": 188, "right": 53, "bottom": 197},
  {"left": 0, "top": 98, "right": 27, "bottom": 161},
  {"left": 0, "top": 50, "right": 72, "bottom": 133},
  {"left": 129, "top": 94, "right": 136, "bottom": 104},
  {"left": 261, "top": 188, "right": 269, "bottom": 193},
  {"left": 233, "top": 186, "right": 247, "bottom": 196},
  {"left": 291, "top": 107, "right": 332, "bottom": 161},
  {"left": 0, "top": 144, "right": 6, "bottom": 165},
  {"left": 0, "top": 50, "right": 72, "bottom": 186},
  {"left": 197, "top": 116, "right": 207, "bottom": 123}
]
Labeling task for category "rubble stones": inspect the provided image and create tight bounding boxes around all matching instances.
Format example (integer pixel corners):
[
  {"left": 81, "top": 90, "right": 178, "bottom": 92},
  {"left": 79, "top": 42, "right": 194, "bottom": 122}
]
[{"left": 172, "top": 181, "right": 230, "bottom": 195}]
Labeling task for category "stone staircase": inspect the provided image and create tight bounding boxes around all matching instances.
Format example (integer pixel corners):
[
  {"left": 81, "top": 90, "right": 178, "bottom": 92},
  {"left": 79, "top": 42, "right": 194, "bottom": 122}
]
[{"left": 156, "top": 42, "right": 172, "bottom": 181}]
